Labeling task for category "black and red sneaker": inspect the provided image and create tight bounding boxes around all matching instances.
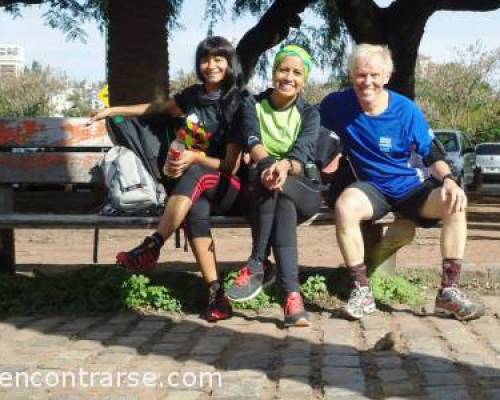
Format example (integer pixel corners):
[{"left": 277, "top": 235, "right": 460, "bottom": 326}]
[
  {"left": 284, "top": 292, "right": 311, "bottom": 327},
  {"left": 116, "top": 235, "right": 162, "bottom": 273},
  {"left": 206, "top": 283, "right": 232, "bottom": 322}
]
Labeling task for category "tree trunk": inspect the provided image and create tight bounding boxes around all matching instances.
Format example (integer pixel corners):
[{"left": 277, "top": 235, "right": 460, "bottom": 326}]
[{"left": 107, "top": 0, "right": 169, "bottom": 106}]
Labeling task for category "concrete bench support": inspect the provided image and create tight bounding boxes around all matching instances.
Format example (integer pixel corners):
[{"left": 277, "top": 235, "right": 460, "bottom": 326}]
[{"left": 0, "top": 187, "right": 15, "bottom": 275}]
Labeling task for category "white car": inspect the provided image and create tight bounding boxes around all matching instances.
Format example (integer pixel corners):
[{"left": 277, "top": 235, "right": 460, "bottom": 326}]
[
  {"left": 434, "top": 129, "right": 477, "bottom": 190},
  {"left": 475, "top": 143, "right": 500, "bottom": 183}
]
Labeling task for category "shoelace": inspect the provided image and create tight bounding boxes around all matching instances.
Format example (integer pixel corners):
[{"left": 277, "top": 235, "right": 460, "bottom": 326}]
[
  {"left": 349, "top": 287, "right": 371, "bottom": 307},
  {"left": 234, "top": 266, "right": 252, "bottom": 286},
  {"left": 445, "top": 287, "right": 471, "bottom": 305}
]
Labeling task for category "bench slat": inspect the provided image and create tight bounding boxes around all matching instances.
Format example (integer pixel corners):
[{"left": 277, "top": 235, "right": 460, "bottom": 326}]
[
  {"left": 0, "top": 212, "right": 396, "bottom": 229},
  {"left": 0, "top": 118, "right": 110, "bottom": 147},
  {"left": 0, "top": 153, "right": 105, "bottom": 184}
]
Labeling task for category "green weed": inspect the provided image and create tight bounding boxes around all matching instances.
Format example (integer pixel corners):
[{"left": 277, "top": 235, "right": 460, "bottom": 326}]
[
  {"left": 370, "top": 273, "right": 424, "bottom": 305},
  {"left": 301, "top": 274, "right": 328, "bottom": 301}
]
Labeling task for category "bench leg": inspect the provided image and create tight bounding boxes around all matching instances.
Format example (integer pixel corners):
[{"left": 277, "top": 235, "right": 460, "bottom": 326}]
[
  {"left": 0, "top": 187, "right": 15, "bottom": 274},
  {"left": 363, "top": 218, "right": 416, "bottom": 276}
]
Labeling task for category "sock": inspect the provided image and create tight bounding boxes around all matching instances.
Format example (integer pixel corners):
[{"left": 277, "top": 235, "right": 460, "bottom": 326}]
[
  {"left": 441, "top": 258, "right": 462, "bottom": 288},
  {"left": 150, "top": 232, "right": 165, "bottom": 248},
  {"left": 349, "top": 263, "right": 369, "bottom": 287}
]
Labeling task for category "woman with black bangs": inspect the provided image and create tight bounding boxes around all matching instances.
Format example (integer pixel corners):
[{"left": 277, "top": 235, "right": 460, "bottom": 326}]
[{"left": 93, "top": 36, "right": 246, "bottom": 321}]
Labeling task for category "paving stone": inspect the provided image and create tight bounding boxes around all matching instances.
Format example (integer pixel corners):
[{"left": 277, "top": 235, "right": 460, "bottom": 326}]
[
  {"left": 93, "top": 352, "right": 133, "bottom": 365},
  {"left": 106, "top": 313, "right": 140, "bottom": 324},
  {"left": 377, "top": 369, "right": 408, "bottom": 383},
  {"left": 374, "top": 355, "right": 403, "bottom": 369},
  {"left": 281, "top": 364, "right": 310, "bottom": 377},
  {"left": 425, "top": 385, "right": 471, "bottom": 400},
  {"left": 322, "top": 354, "right": 360, "bottom": 367},
  {"left": 82, "top": 331, "right": 116, "bottom": 341},
  {"left": 163, "top": 391, "right": 205, "bottom": 400},
  {"left": 112, "top": 336, "right": 150, "bottom": 347},
  {"left": 211, "top": 377, "right": 265, "bottom": 399},
  {"left": 414, "top": 358, "right": 457, "bottom": 372},
  {"left": 382, "top": 382, "right": 418, "bottom": 396},
  {"left": 323, "top": 382, "right": 367, "bottom": 398},
  {"left": 322, "top": 367, "right": 365, "bottom": 385},
  {"left": 422, "top": 371, "right": 465, "bottom": 386},
  {"left": 190, "top": 336, "right": 232, "bottom": 356},
  {"left": 278, "top": 376, "right": 313, "bottom": 397},
  {"left": 71, "top": 340, "right": 105, "bottom": 352},
  {"left": 56, "top": 318, "right": 102, "bottom": 332},
  {"left": 134, "top": 320, "right": 168, "bottom": 331}
]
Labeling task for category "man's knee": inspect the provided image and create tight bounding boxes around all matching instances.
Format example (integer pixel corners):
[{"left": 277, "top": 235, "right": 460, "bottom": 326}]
[{"left": 335, "top": 193, "right": 368, "bottom": 224}]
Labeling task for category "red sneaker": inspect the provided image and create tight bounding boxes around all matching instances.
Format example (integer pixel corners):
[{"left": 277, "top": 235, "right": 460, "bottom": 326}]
[
  {"left": 206, "top": 291, "right": 232, "bottom": 322},
  {"left": 284, "top": 292, "right": 311, "bottom": 327},
  {"left": 116, "top": 236, "right": 161, "bottom": 273}
]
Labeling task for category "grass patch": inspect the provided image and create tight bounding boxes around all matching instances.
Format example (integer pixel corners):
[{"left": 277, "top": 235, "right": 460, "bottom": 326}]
[
  {"left": 370, "top": 273, "right": 425, "bottom": 305},
  {"left": 0, "top": 267, "right": 181, "bottom": 315}
]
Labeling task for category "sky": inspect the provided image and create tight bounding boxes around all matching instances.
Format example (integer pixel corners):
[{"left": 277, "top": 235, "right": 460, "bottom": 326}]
[{"left": 0, "top": 1, "right": 499, "bottom": 83}]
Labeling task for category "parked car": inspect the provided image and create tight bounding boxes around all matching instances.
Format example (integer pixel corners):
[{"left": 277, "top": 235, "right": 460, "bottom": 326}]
[
  {"left": 475, "top": 142, "right": 500, "bottom": 183},
  {"left": 434, "top": 129, "right": 477, "bottom": 190}
]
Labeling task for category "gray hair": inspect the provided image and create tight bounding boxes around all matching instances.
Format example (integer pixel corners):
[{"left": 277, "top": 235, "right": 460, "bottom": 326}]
[{"left": 348, "top": 44, "right": 394, "bottom": 77}]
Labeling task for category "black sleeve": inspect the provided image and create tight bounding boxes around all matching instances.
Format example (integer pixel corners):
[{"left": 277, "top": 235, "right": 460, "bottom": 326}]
[
  {"left": 173, "top": 85, "right": 200, "bottom": 114},
  {"left": 314, "top": 126, "right": 342, "bottom": 170},
  {"left": 287, "top": 102, "right": 320, "bottom": 165},
  {"left": 237, "top": 94, "right": 262, "bottom": 152}
]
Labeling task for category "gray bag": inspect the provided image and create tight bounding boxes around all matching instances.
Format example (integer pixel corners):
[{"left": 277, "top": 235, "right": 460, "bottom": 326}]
[{"left": 100, "top": 145, "right": 166, "bottom": 216}]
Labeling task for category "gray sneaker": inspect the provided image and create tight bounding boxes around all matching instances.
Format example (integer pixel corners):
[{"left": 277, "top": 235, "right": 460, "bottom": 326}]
[
  {"left": 435, "top": 287, "right": 485, "bottom": 321},
  {"left": 226, "top": 258, "right": 276, "bottom": 302},
  {"left": 342, "top": 283, "right": 376, "bottom": 320}
]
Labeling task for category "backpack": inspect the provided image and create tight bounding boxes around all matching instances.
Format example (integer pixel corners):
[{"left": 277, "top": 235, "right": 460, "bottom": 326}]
[{"left": 99, "top": 145, "right": 166, "bottom": 216}]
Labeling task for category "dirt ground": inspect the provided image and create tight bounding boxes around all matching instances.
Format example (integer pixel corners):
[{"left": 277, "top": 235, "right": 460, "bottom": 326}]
[{"left": 13, "top": 188, "right": 500, "bottom": 276}]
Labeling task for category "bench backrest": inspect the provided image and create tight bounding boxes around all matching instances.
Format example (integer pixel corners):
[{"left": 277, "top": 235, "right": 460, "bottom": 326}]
[{"left": 0, "top": 118, "right": 110, "bottom": 184}]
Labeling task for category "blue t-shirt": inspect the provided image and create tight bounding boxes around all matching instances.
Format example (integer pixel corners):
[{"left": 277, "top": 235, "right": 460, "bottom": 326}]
[{"left": 320, "top": 89, "right": 434, "bottom": 200}]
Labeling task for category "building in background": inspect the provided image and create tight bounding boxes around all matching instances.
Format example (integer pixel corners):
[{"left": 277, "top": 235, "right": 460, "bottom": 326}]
[{"left": 0, "top": 44, "right": 24, "bottom": 78}]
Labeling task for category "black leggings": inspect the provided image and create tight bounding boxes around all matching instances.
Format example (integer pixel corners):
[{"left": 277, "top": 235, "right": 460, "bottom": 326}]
[
  {"left": 172, "top": 164, "right": 241, "bottom": 239},
  {"left": 250, "top": 174, "right": 321, "bottom": 293}
]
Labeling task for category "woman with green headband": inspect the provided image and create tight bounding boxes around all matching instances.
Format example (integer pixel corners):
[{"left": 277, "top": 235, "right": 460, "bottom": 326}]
[{"left": 226, "top": 45, "right": 321, "bottom": 327}]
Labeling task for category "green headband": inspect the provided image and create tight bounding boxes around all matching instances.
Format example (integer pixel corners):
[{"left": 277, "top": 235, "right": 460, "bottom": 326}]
[{"left": 273, "top": 45, "right": 313, "bottom": 80}]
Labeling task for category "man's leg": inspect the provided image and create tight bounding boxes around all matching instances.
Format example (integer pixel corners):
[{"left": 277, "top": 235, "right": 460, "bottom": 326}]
[
  {"left": 335, "top": 185, "right": 383, "bottom": 320},
  {"left": 418, "top": 188, "right": 484, "bottom": 320}
]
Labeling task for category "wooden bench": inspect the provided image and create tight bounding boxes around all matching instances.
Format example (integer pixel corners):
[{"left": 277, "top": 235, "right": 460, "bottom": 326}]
[{"left": 0, "top": 118, "right": 416, "bottom": 275}]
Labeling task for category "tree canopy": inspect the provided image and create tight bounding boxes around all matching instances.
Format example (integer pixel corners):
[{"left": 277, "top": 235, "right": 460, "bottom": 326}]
[{"left": 2, "top": 0, "right": 500, "bottom": 102}]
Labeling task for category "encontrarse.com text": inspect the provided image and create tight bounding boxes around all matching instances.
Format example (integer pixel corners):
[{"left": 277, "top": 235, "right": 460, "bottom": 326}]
[{"left": 0, "top": 369, "right": 222, "bottom": 389}]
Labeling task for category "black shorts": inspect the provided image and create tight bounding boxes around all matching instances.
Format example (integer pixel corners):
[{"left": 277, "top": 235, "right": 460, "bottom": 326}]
[{"left": 349, "top": 178, "right": 441, "bottom": 228}]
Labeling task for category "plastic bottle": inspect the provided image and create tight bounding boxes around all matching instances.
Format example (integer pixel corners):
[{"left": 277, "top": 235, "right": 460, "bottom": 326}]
[{"left": 168, "top": 139, "right": 185, "bottom": 161}]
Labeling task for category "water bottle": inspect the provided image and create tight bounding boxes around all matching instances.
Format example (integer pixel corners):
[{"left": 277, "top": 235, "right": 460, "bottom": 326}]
[
  {"left": 168, "top": 139, "right": 185, "bottom": 161},
  {"left": 164, "top": 139, "right": 185, "bottom": 177}
]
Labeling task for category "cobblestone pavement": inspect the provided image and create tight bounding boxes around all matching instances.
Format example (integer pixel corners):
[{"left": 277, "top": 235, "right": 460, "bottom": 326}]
[{"left": 1, "top": 296, "right": 500, "bottom": 399}]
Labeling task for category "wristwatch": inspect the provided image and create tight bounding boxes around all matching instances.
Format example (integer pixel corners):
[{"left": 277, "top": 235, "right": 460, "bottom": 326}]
[{"left": 442, "top": 173, "right": 459, "bottom": 184}]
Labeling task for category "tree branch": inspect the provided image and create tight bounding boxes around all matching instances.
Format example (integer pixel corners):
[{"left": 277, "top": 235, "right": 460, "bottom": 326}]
[
  {"left": 433, "top": 0, "right": 500, "bottom": 11},
  {"left": 236, "top": 0, "right": 317, "bottom": 83},
  {"left": 0, "top": 0, "right": 44, "bottom": 6},
  {"left": 334, "top": 0, "right": 383, "bottom": 43}
]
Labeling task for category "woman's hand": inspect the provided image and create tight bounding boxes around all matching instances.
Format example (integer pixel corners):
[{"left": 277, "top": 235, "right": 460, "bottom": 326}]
[
  {"left": 261, "top": 160, "right": 289, "bottom": 191},
  {"left": 89, "top": 108, "right": 114, "bottom": 124},
  {"left": 163, "top": 150, "right": 198, "bottom": 178}
]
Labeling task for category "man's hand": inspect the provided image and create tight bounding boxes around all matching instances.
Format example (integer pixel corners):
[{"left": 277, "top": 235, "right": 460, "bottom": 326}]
[{"left": 440, "top": 178, "right": 467, "bottom": 213}]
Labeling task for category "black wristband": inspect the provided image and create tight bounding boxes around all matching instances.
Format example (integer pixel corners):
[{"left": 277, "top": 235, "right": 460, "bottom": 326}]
[
  {"left": 256, "top": 156, "right": 275, "bottom": 175},
  {"left": 442, "top": 173, "right": 458, "bottom": 184}
]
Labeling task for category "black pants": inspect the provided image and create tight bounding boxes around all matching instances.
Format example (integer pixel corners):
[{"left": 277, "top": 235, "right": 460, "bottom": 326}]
[
  {"left": 172, "top": 164, "right": 242, "bottom": 239},
  {"left": 249, "top": 174, "right": 321, "bottom": 293}
]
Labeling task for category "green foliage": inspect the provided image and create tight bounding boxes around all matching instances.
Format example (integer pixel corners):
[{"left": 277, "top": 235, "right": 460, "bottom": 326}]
[
  {"left": 370, "top": 274, "right": 424, "bottom": 306},
  {"left": 0, "top": 267, "right": 181, "bottom": 315},
  {"left": 416, "top": 42, "right": 500, "bottom": 143},
  {"left": 301, "top": 274, "right": 328, "bottom": 301},
  {"left": 122, "top": 274, "right": 181, "bottom": 312},
  {"left": 0, "top": 63, "right": 66, "bottom": 117}
]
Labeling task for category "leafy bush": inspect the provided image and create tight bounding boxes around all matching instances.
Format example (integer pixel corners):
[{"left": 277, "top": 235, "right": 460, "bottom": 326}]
[
  {"left": 301, "top": 274, "right": 328, "bottom": 301},
  {"left": 0, "top": 267, "right": 181, "bottom": 315},
  {"left": 370, "top": 274, "right": 424, "bottom": 305}
]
